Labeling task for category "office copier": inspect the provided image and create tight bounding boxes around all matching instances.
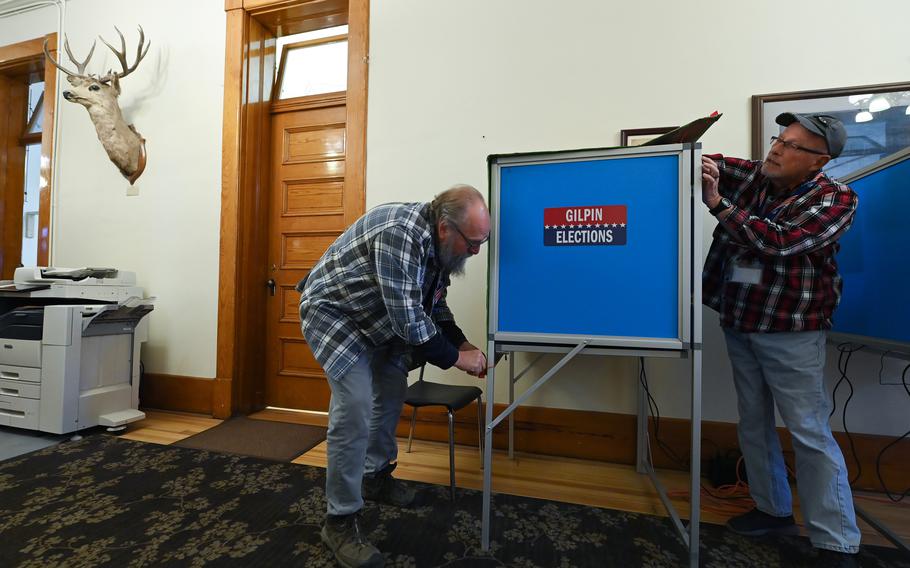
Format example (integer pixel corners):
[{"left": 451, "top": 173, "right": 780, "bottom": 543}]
[{"left": 0, "top": 267, "right": 153, "bottom": 435}]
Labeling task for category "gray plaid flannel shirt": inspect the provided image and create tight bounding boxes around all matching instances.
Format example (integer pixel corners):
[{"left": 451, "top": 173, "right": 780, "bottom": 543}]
[{"left": 297, "top": 202, "right": 457, "bottom": 381}]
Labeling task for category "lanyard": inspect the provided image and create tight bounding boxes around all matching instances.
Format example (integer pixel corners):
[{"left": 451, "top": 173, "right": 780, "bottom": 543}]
[{"left": 759, "top": 178, "right": 815, "bottom": 221}]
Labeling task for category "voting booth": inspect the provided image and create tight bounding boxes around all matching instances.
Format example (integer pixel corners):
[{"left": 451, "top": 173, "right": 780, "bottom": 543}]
[
  {"left": 482, "top": 144, "right": 704, "bottom": 566},
  {"left": 834, "top": 147, "right": 910, "bottom": 351},
  {"left": 830, "top": 148, "right": 910, "bottom": 554}
]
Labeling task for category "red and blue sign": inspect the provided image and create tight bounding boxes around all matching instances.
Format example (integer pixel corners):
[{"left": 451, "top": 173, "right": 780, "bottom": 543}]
[{"left": 544, "top": 205, "right": 627, "bottom": 246}]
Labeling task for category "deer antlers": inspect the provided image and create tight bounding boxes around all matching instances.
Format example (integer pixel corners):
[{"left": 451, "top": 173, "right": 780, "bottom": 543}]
[
  {"left": 44, "top": 37, "right": 96, "bottom": 79},
  {"left": 42, "top": 26, "right": 149, "bottom": 81},
  {"left": 99, "top": 26, "right": 150, "bottom": 81}
]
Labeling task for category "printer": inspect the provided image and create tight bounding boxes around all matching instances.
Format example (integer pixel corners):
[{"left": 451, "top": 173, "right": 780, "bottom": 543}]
[{"left": 0, "top": 267, "right": 153, "bottom": 435}]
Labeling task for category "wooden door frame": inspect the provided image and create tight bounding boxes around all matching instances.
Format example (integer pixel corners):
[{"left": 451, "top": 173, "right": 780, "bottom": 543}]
[
  {"left": 0, "top": 33, "right": 57, "bottom": 276},
  {"left": 217, "top": 0, "right": 368, "bottom": 418}
]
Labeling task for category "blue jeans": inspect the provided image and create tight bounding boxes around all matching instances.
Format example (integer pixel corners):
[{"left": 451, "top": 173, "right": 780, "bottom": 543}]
[
  {"left": 324, "top": 347, "right": 408, "bottom": 516},
  {"left": 723, "top": 329, "right": 860, "bottom": 553}
]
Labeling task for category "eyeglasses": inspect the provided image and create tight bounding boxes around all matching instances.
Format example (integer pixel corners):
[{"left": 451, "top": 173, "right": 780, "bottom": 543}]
[
  {"left": 770, "top": 136, "right": 829, "bottom": 156},
  {"left": 450, "top": 222, "right": 489, "bottom": 250}
]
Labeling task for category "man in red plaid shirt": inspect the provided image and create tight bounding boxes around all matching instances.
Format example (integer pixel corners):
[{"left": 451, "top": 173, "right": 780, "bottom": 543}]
[{"left": 702, "top": 113, "right": 860, "bottom": 567}]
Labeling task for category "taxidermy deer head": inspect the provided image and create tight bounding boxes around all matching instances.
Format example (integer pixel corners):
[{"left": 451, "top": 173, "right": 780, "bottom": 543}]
[{"left": 44, "top": 27, "right": 150, "bottom": 185}]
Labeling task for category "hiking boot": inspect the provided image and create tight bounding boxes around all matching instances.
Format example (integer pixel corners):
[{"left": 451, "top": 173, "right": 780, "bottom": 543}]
[
  {"left": 320, "top": 513, "right": 384, "bottom": 568},
  {"left": 362, "top": 463, "right": 416, "bottom": 507},
  {"left": 813, "top": 549, "right": 859, "bottom": 568},
  {"left": 726, "top": 508, "right": 799, "bottom": 537}
]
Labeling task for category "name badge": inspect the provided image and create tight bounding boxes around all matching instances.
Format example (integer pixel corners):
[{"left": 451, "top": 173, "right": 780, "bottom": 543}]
[{"left": 730, "top": 261, "right": 762, "bottom": 285}]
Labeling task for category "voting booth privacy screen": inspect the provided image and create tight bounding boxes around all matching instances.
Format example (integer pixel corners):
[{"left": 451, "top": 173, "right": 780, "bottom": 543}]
[
  {"left": 489, "top": 145, "right": 700, "bottom": 350},
  {"left": 833, "top": 148, "right": 910, "bottom": 350}
]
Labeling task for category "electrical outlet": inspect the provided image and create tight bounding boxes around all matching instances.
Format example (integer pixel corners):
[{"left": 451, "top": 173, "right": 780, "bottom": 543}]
[
  {"left": 126, "top": 185, "right": 139, "bottom": 197},
  {"left": 878, "top": 355, "right": 910, "bottom": 386}
]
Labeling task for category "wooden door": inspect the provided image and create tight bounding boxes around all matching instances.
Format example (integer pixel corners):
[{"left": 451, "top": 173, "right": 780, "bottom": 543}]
[
  {"left": 265, "top": 99, "right": 351, "bottom": 410},
  {"left": 0, "top": 74, "right": 27, "bottom": 279},
  {"left": 0, "top": 36, "right": 57, "bottom": 278}
]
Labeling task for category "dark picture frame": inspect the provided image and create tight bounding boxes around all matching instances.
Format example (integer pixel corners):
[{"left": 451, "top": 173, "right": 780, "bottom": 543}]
[
  {"left": 751, "top": 81, "right": 910, "bottom": 175},
  {"left": 620, "top": 126, "right": 676, "bottom": 147}
]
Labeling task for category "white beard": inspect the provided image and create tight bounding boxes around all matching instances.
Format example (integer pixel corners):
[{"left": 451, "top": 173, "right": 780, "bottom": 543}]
[{"left": 438, "top": 238, "right": 468, "bottom": 276}]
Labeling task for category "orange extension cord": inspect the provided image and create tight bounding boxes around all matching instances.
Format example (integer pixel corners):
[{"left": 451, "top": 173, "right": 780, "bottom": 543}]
[
  {"left": 668, "top": 456, "right": 756, "bottom": 518},
  {"left": 668, "top": 457, "right": 908, "bottom": 519}
]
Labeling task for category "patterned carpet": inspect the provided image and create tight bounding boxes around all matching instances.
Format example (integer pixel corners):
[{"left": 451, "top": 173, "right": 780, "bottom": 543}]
[{"left": 0, "top": 435, "right": 906, "bottom": 567}]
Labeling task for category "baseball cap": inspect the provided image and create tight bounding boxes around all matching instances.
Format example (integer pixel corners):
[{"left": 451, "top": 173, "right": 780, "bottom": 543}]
[{"left": 775, "top": 112, "right": 847, "bottom": 158}]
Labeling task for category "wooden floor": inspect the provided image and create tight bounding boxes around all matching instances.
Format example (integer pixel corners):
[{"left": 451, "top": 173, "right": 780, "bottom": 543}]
[{"left": 122, "top": 409, "right": 909, "bottom": 549}]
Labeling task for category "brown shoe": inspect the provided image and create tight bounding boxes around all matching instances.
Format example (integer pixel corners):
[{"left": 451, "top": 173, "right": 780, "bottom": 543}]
[
  {"left": 362, "top": 463, "right": 416, "bottom": 507},
  {"left": 813, "top": 549, "right": 859, "bottom": 568},
  {"left": 320, "top": 513, "right": 384, "bottom": 568},
  {"left": 726, "top": 508, "right": 799, "bottom": 537}
]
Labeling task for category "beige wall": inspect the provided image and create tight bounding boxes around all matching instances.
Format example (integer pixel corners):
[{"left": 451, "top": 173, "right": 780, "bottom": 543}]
[
  {"left": 2, "top": 0, "right": 907, "bottom": 435},
  {"left": 0, "top": 0, "right": 225, "bottom": 378},
  {"left": 365, "top": 0, "right": 910, "bottom": 435}
]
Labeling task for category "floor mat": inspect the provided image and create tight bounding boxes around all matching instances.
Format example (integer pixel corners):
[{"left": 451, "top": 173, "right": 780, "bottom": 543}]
[{"left": 173, "top": 415, "right": 326, "bottom": 461}]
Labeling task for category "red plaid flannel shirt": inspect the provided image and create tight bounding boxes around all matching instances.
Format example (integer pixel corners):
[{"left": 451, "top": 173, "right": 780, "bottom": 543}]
[{"left": 702, "top": 154, "right": 858, "bottom": 332}]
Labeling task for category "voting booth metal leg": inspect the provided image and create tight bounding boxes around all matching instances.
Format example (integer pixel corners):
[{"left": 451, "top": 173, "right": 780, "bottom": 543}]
[
  {"left": 855, "top": 504, "right": 910, "bottom": 555},
  {"left": 508, "top": 354, "right": 515, "bottom": 459},
  {"left": 633, "top": 350, "right": 702, "bottom": 567},
  {"left": 482, "top": 338, "right": 496, "bottom": 551},
  {"left": 688, "top": 349, "right": 702, "bottom": 567},
  {"left": 482, "top": 341, "right": 588, "bottom": 552}
]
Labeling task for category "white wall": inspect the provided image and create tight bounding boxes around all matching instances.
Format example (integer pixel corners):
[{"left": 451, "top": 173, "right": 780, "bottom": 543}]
[
  {"left": 2, "top": 0, "right": 907, "bottom": 437},
  {"left": 0, "top": 0, "right": 225, "bottom": 378},
  {"left": 0, "top": 2, "right": 56, "bottom": 44},
  {"left": 366, "top": 0, "right": 910, "bottom": 436}
]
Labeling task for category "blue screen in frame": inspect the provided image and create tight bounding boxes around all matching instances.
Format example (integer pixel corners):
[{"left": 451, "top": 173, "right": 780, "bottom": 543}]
[
  {"left": 834, "top": 155, "right": 910, "bottom": 345},
  {"left": 496, "top": 154, "right": 680, "bottom": 339}
]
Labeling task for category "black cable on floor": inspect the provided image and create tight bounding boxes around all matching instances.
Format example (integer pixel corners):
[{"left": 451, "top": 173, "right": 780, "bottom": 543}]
[
  {"left": 830, "top": 343, "right": 862, "bottom": 486},
  {"left": 875, "top": 361, "right": 910, "bottom": 503},
  {"left": 638, "top": 357, "right": 688, "bottom": 468}
]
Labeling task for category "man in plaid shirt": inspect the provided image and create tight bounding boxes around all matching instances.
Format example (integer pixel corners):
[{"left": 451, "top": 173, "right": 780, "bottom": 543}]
[
  {"left": 298, "top": 184, "right": 489, "bottom": 568},
  {"left": 702, "top": 113, "right": 860, "bottom": 567}
]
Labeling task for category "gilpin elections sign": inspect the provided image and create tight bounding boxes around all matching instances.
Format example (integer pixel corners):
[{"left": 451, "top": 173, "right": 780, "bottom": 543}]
[{"left": 544, "top": 205, "right": 627, "bottom": 246}]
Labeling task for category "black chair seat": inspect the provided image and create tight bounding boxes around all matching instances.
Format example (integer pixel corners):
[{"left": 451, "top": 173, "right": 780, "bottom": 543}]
[
  {"left": 404, "top": 381, "right": 482, "bottom": 410},
  {"left": 404, "top": 366, "right": 484, "bottom": 500}
]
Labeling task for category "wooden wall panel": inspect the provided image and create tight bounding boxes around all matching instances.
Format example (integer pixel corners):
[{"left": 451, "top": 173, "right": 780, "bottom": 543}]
[
  {"left": 245, "top": 0, "right": 348, "bottom": 36},
  {"left": 397, "top": 403, "right": 910, "bottom": 493},
  {"left": 216, "top": 8, "right": 246, "bottom": 414},
  {"left": 0, "top": 76, "right": 27, "bottom": 279},
  {"left": 343, "top": 0, "right": 368, "bottom": 225},
  {"left": 216, "top": 10, "right": 275, "bottom": 417},
  {"left": 284, "top": 178, "right": 344, "bottom": 215},
  {"left": 279, "top": 337, "right": 322, "bottom": 375},
  {"left": 284, "top": 124, "right": 345, "bottom": 163},
  {"left": 267, "top": 375, "right": 331, "bottom": 410},
  {"left": 282, "top": 232, "right": 339, "bottom": 267},
  {"left": 0, "top": 34, "right": 55, "bottom": 276},
  {"left": 140, "top": 373, "right": 214, "bottom": 415},
  {"left": 280, "top": 284, "right": 300, "bottom": 322},
  {"left": 222, "top": 0, "right": 366, "bottom": 416}
]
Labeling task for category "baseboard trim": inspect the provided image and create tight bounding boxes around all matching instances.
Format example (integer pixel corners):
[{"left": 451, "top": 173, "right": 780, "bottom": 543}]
[
  {"left": 140, "top": 373, "right": 214, "bottom": 415},
  {"left": 137, "top": 373, "right": 907, "bottom": 493},
  {"left": 397, "top": 402, "right": 909, "bottom": 493}
]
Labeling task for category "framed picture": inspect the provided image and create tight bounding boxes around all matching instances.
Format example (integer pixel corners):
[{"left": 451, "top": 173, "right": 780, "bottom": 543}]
[
  {"left": 620, "top": 126, "right": 676, "bottom": 147},
  {"left": 752, "top": 81, "right": 910, "bottom": 178}
]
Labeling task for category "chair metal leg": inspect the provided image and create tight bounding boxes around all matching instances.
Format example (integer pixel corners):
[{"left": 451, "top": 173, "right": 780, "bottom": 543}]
[
  {"left": 447, "top": 409, "right": 456, "bottom": 500},
  {"left": 407, "top": 406, "right": 417, "bottom": 453},
  {"left": 476, "top": 396, "right": 484, "bottom": 468}
]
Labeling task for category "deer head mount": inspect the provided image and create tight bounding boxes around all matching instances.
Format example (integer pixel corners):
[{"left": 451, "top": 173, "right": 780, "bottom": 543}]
[{"left": 44, "top": 27, "right": 150, "bottom": 185}]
